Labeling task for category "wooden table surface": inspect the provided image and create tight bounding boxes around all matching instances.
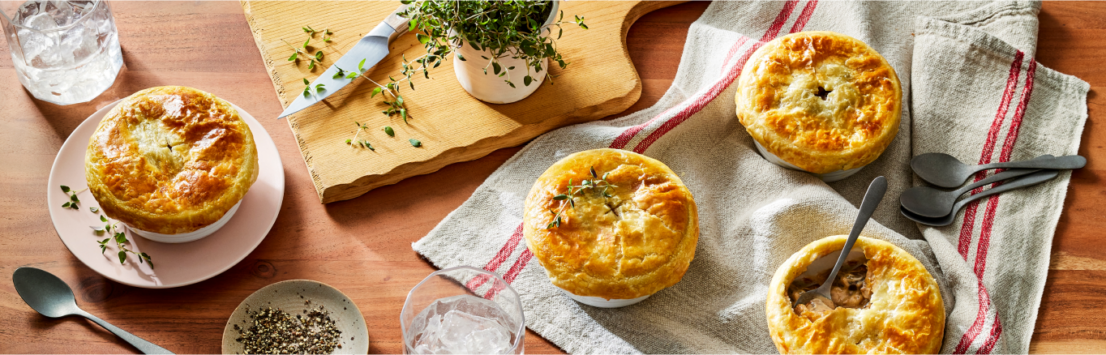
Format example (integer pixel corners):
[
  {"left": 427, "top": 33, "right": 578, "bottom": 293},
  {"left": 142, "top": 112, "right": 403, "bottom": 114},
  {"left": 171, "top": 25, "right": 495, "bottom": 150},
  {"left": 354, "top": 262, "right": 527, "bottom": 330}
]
[{"left": 1, "top": 1, "right": 1103, "bottom": 353}]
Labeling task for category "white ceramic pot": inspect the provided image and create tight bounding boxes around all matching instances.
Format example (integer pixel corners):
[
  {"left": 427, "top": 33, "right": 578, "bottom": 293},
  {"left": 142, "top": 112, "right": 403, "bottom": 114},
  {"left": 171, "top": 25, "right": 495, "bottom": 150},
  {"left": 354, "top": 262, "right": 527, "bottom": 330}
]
[
  {"left": 752, "top": 140, "right": 865, "bottom": 182},
  {"left": 452, "top": 1, "right": 558, "bottom": 104},
  {"left": 561, "top": 289, "right": 651, "bottom": 308},
  {"left": 129, "top": 201, "right": 242, "bottom": 244}
]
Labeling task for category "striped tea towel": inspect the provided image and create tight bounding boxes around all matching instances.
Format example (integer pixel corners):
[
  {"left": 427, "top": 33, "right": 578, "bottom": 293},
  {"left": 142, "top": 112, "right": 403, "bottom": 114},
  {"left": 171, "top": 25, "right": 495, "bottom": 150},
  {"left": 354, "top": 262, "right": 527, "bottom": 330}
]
[{"left": 414, "top": 1, "right": 1089, "bottom": 353}]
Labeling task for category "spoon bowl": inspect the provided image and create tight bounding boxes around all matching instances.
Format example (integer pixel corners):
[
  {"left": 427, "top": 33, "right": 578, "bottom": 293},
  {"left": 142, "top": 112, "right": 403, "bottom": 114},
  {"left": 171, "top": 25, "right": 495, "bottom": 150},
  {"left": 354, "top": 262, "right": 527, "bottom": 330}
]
[
  {"left": 13, "top": 267, "right": 81, "bottom": 318},
  {"left": 912, "top": 153, "right": 1085, "bottom": 188},
  {"left": 901, "top": 169, "right": 1060, "bottom": 226}
]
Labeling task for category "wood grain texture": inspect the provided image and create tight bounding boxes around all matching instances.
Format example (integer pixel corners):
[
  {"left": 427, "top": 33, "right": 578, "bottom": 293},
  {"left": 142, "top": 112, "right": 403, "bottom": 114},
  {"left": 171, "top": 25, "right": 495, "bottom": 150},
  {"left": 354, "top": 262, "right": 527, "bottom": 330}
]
[
  {"left": 0, "top": 1, "right": 1102, "bottom": 354},
  {"left": 242, "top": 1, "right": 681, "bottom": 203}
]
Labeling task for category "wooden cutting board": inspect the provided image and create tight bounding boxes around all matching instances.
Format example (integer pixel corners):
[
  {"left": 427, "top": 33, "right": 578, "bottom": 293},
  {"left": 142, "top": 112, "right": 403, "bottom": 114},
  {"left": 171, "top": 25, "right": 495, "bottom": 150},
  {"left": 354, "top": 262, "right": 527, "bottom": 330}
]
[{"left": 241, "top": 1, "right": 681, "bottom": 203}]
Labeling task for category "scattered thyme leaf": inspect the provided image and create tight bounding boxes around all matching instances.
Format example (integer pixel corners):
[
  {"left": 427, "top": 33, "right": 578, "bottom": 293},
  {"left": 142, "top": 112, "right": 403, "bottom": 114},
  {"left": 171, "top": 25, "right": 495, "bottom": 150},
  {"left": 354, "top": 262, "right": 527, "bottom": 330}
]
[
  {"left": 409, "top": 138, "right": 422, "bottom": 147},
  {"left": 384, "top": 126, "right": 394, "bottom": 137}
]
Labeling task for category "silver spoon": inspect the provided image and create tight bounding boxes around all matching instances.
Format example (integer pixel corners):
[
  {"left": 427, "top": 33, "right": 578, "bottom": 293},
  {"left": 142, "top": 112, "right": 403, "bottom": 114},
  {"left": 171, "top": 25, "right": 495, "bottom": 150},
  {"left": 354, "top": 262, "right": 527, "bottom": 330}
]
[
  {"left": 901, "top": 169, "right": 1060, "bottom": 226},
  {"left": 900, "top": 156, "right": 1051, "bottom": 217},
  {"left": 912, "top": 153, "right": 1085, "bottom": 188},
  {"left": 13, "top": 267, "right": 174, "bottom": 354},
  {"left": 794, "top": 176, "right": 887, "bottom": 310}
]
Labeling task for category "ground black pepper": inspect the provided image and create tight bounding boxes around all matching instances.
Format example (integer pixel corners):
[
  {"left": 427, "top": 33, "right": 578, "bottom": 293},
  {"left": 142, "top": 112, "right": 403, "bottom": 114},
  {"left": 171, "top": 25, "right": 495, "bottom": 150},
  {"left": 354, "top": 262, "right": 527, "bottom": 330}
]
[{"left": 235, "top": 303, "right": 342, "bottom": 354}]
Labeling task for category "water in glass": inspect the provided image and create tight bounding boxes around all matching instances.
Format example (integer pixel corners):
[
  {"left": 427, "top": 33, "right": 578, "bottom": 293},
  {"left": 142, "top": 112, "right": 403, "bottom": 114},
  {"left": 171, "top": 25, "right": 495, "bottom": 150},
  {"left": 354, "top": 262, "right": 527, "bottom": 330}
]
[
  {"left": 1, "top": 0, "right": 122, "bottom": 105},
  {"left": 406, "top": 295, "right": 519, "bottom": 354}
]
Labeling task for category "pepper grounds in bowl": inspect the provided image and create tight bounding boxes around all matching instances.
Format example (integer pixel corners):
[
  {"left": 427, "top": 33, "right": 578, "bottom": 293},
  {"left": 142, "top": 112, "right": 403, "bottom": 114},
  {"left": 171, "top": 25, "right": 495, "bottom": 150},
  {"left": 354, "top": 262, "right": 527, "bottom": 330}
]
[{"left": 235, "top": 304, "right": 342, "bottom": 354}]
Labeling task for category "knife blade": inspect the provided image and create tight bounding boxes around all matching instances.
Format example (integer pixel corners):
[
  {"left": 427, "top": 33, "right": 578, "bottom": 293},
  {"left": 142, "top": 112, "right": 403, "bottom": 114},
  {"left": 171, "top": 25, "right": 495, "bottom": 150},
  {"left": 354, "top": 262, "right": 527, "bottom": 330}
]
[{"left": 278, "top": 4, "right": 410, "bottom": 119}]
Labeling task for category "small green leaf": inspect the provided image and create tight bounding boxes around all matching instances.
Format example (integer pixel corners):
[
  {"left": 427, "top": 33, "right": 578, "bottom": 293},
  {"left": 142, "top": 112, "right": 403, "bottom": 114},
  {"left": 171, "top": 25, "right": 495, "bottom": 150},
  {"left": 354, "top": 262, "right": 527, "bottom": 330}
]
[
  {"left": 288, "top": 52, "right": 298, "bottom": 61},
  {"left": 91, "top": 225, "right": 105, "bottom": 233},
  {"left": 590, "top": 167, "right": 598, "bottom": 178},
  {"left": 401, "top": 109, "right": 408, "bottom": 123},
  {"left": 371, "top": 87, "right": 382, "bottom": 98},
  {"left": 409, "top": 138, "right": 422, "bottom": 147},
  {"left": 100, "top": 215, "right": 108, "bottom": 222},
  {"left": 303, "top": 87, "right": 311, "bottom": 98},
  {"left": 118, "top": 250, "right": 127, "bottom": 264},
  {"left": 62, "top": 202, "right": 71, "bottom": 208},
  {"left": 358, "top": 58, "right": 366, "bottom": 72},
  {"left": 417, "top": 33, "right": 430, "bottom": 44},
  {"left": 114, "top": 232, "right": 127, "bottom": 244},
  {"left": 315, "top": 50, "right": 323, "bottom": 61},
  {"left": 553, "top": 194, "right": 569, "bottom": 200},
  {"left": 308, "top": 60, "right": 316, "bottom": 70},
  {"left": 457, "top": 53, "right": 466, "bottom": 61},
  {"left": 346, "top": 72, "right": 358, "bottom": 79},
  {"left": 70, "top": 194, "right": 79, "bottom": 202},
  {"left": 61, "top": 185, "right": 70, "bottom": 193},
  {"left": 345, "top": 139, "right": 351, "bottom": 144},
  {"left": 384, "top": 126, "right": 395, "bottom": 137},
  {"left": 493, "top": 62, "right": 502, "bottom": 75},
  {"left": 524, "top": 75, "right": 533, "bottom": 86},
  {"left": 100, "top": 245, "right": 107, "bottom": 254},
  {"left": 303, "top": 38, "right": 310, "bottom": 48},
  {"left": 303, "top": 78, "right": 310, "bottom": 85},
  {"left": 90, "top": 206, "right": 99, "bottom": 213}
]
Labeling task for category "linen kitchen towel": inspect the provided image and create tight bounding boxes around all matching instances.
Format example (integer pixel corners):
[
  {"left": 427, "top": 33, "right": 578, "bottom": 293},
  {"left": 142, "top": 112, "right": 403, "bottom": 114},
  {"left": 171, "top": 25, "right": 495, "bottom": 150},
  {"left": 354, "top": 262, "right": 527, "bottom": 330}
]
[{"left": 414, "top": 1, "right": 1088, "bottom": 353}]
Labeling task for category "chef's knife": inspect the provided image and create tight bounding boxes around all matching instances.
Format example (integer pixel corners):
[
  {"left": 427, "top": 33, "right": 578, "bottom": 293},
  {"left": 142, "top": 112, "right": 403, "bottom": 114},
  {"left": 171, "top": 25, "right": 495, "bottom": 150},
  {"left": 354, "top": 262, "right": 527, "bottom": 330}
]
[{"left": 277, "top": 4, "right": 410, "bottom": 119}]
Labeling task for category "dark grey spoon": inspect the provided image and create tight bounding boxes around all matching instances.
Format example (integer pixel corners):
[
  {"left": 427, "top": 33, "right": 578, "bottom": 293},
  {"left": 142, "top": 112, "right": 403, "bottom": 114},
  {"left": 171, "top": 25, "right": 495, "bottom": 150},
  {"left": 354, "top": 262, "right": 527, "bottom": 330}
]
[
  {"left": 900, "top": 155, "right": 1053, "bottom": 217},
  {"left": 795, "top": 176, "right": 887, "bottom": 309},
  {"left": 901, "top": 169, "right": 1060, "bottom": 226},
  {"left": 912, "top": 153, "right": 1085, "bottom": 188},
  {"left": 13, "top": 267, "right": 174, "bottom": 354}
]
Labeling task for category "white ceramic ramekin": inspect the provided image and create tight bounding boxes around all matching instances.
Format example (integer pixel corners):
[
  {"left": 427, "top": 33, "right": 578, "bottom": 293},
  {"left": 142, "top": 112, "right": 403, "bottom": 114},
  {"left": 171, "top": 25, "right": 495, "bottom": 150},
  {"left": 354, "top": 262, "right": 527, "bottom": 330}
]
[
  {"left": 452, "top": 1, "right": 558, "bottom": 104},
  {"left": 129, "top": 201, "right": 242, "bottom": 243},
  {"left": 752, "top": 141, "right": 864, "bottom": 182},
  {"left": 560, "top": 289, "right": 651, "bottom": 308}
]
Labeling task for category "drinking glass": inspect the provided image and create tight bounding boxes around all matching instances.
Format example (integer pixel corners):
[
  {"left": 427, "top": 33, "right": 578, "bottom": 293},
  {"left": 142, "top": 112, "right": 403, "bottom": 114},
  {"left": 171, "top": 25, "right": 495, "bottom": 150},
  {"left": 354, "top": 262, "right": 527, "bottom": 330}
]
[
  {"left": 401, "top": 266, "right": 525, "bottom": 354},
  {"left": 1, "top": 0, "right": 123, "bottom": 105}
]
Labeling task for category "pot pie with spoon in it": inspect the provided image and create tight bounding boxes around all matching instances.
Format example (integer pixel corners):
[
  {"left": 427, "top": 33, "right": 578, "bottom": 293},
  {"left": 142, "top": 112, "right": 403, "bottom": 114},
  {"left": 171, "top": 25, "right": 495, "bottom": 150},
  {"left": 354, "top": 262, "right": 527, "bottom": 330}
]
[
  {"left": 85, "top": 86, "right": 258, "bottom": 235},
  {"left": 523, "top": 149, "right": 698, "bottom": 305},
  {"left": 735, "top": 31, "right": 901, "bottom": 177},
  {"left": 767, "top": 236, "right": 945, "bottom": 354}
]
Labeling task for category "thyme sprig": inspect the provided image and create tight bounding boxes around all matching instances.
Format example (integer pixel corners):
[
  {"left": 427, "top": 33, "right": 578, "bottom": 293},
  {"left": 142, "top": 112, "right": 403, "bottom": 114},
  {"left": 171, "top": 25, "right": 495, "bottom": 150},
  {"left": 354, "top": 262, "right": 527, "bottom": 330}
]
[
  {"left": 60, "top": 185, "right": 86, "bottom": 210},
  {"left": 346, "top": 122, "right": 374, "bottom": 150},
  {"left": 93, "top": 221, "right": 153, "bottom": 267},
  {"left": 547, "top": 166, "right": 614, "bottom": 229}
]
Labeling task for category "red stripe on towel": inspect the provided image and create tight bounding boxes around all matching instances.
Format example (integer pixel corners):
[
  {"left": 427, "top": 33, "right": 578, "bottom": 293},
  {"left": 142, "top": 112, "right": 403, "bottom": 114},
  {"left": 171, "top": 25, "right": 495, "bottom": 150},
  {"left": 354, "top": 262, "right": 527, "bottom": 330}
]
[
  {"left": 788, "top": 0, "right": 819, "bottom": 34},
  {"left": 957, "top": 51, "right": 1024, "bottom": 259},
  {"left": 954, "top": 54, "right": 1035, "bottom": 354},
  {"left": 630, "top": 0, "right": 814, "bottom": 154},
  {"left": 615, "top": 0, "right": 800, "bottom": 150},
  {"left": 466, "top": 224, "right": 525, "bottom": 291}
]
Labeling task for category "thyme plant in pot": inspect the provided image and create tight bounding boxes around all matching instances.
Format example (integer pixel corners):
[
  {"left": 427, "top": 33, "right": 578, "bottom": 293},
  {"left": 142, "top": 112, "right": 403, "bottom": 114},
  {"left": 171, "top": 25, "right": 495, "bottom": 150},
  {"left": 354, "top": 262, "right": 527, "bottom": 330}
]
[{"left": 398, "top": 0, "right": 587, "bottom": 104}]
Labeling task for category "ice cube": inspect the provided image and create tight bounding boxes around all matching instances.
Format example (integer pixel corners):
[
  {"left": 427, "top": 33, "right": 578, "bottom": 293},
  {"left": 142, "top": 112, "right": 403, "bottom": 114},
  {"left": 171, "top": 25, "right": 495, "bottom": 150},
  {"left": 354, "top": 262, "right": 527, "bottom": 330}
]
[{"left": 409, "top": 296, "right": 517, "bottom": 354}]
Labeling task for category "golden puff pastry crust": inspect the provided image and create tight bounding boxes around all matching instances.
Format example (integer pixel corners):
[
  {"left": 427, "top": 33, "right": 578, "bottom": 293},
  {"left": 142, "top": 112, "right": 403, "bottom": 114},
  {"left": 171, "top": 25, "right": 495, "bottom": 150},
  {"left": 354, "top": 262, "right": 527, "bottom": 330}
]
[
  {"left": 85, "top": 86, "right": 259, "bottom": 234},
  {"left": 735, "top": 31, "right": 901, "bottom": 174},
  {"left": 767, "top": 236, "right": 945, "bottom": 354},
  {"left": 523, "top": 149, "right": 698, "bottom": 300}
]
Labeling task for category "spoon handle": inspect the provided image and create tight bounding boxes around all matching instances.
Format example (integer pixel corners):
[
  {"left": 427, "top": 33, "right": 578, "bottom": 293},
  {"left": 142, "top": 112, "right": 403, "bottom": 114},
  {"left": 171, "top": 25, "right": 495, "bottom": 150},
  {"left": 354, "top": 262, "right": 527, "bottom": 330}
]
[
  {"left": 823, "top": 176, "right": 887, "bottom": 292},
  {"left": 953, "top": 170, "right": 1060, "bottom": 211},
  {"left": 954, "top": 168, "right": 1042, "bottom": 196},
  {"left": 976, "top": 155, "right": 1086, "bottom": 173},
  {"left": 77, "top": 310, "right": 175, "bottom": 354}
]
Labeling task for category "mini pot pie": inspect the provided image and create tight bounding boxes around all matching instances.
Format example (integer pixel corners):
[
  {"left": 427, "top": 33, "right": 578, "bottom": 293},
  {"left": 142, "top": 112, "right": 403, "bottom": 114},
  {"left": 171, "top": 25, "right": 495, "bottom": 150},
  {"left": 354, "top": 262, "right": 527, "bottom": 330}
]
[
  {"left": 735, "top": 31, "right": 901, "bottom": 181},
  {"left": 766, "top": 236, "right": 945, "bottom": 354},
  {"left": 523, "top": 149, "right": 698, "bottom": 307},
  {"left": 85, "top": 86, "right": 259, "bottom": 236}
]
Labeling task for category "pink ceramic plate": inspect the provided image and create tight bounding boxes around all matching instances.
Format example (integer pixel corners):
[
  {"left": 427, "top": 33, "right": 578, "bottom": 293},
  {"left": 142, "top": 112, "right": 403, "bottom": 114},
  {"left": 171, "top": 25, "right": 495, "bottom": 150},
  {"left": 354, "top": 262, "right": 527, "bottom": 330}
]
[{"left": 46, "top": 100, "right": 284, "bottom": 288}]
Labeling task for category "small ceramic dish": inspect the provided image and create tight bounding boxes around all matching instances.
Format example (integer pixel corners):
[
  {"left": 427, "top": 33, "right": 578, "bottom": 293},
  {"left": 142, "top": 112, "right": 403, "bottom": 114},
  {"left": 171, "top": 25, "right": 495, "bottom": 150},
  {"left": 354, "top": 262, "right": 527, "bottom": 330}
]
[
  {"left": 753, "top": 141, "right": 865, "bottom": 182},
  {"left": 222, "top": 280, "right": 368, "bottom": 354},
  {"left": 561, "top": 290, "right": 650, "bottom": 308},
  {"left": 129, "top": 201, "right": 242, "bottom": 243}
]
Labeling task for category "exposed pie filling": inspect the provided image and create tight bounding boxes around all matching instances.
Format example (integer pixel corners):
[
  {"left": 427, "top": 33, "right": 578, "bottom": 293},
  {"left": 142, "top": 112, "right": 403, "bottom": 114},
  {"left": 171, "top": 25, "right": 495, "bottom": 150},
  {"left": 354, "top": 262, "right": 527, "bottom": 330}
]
[{"left": 788, "top": 258, "right": 873, "bottom": 316}]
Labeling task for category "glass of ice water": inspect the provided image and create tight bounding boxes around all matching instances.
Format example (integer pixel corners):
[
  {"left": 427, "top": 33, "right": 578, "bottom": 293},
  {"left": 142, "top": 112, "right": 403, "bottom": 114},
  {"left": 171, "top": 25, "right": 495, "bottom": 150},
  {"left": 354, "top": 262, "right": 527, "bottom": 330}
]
[
  {"left": 0, "top": 0, "right": 123, "bottom": 105},
  {"left": 401, "top": 266, "right": 525, "bottom": 354}
]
